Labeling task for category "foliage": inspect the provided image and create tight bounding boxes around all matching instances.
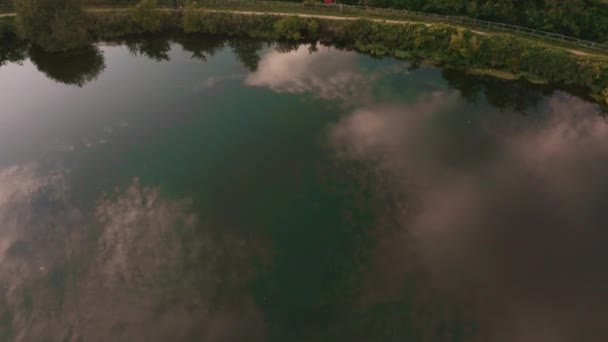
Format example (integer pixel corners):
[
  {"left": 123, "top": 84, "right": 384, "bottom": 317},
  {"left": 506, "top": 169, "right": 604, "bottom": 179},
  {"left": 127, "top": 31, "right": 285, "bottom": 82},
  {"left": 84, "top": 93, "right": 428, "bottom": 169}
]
[
  {"left": 130, "top": 0, "right": 163, "bottom": 33},
  {"left": 184, "top": 8, "right": 278, "bottom": 38},
  {"left": 448, "top": 28, "right": 479, "bottom": 64},
  {"left": 330, "top": 18, "right": 608, "bottom": 97},
  {"left": 86, "top": 6, "right": 179, "bottom": 39},
  {"left": 15, "top": 0, "right": 89, "bottom": 52},
  {"left": 14, "top": 6, "right": 608, "bottom": 103},
  {"left": 273, "top": 16, "right": 319, "bottom": 41},
  {"left": 174, "top": 10, "right": 608, "bottom": 101},
  {"left": 184, "top": 8, "right": 321, "bottom": 42},
  {"left": 335, "top": 0, "right": 608, "bottom": 42},
  {"left": 29, "top": 46, "right": 106, "bottom": 86}
]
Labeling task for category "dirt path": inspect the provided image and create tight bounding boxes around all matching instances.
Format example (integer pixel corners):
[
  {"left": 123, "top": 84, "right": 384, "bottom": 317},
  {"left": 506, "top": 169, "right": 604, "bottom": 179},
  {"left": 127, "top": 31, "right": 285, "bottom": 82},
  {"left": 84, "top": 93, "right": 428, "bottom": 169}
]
[
  {"left": 207, "top": 9, "right": 427, "bottom": 26},
  {"left": 0, "top": 9, "right": 594, "bottom": 56},
  {"left": 209, "top": 10, "right": 599, "bottom": 54}
]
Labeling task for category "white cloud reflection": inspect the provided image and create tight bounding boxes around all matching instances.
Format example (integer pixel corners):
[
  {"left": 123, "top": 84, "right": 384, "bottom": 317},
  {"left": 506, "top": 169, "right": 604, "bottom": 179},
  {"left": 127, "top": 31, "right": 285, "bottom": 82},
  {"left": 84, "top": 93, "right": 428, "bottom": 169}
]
[
  {"left": 330, "top": 92, "right": 608, "bottom": 342},
  {"left": 192, "top": 73, "right": 244, "bottom": 93},
  {"left": 245, "top": 46, "right": 384, "bottom": 103},
  {"left": 0, "top": 167, "right": 266, "bottom": 342}
]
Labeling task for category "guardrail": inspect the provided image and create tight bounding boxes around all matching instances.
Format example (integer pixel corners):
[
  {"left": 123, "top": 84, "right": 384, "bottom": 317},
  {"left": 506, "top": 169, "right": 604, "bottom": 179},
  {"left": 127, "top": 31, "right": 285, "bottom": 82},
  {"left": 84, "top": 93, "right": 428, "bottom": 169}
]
[{"left": 197, "top": 0, "right": 608, "bottom": 54}]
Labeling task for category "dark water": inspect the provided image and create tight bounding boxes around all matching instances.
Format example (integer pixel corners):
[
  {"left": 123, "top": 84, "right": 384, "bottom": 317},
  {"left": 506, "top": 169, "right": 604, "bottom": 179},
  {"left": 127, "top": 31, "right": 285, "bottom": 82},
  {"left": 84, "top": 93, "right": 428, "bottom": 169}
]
[{"left": 0, "top": 35, "right": 607, "bottom": 342}]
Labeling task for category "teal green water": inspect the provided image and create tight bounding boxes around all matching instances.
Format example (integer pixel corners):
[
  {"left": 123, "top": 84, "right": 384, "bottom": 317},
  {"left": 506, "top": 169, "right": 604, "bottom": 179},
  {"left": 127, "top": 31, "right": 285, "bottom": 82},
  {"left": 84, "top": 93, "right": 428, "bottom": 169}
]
[{"left": 0, "top": 36, "right": 607, "bottom": 342}]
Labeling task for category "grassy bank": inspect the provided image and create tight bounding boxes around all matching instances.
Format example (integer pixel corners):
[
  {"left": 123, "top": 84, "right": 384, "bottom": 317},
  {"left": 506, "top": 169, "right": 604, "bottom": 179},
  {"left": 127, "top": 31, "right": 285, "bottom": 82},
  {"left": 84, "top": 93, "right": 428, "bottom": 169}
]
[
  {"left": 176, "top": 8, "right": 608, "bottom": 103},
  {"left": 85, "top": 6, "right": 608, "bottom": 103},
  {"left": 2, "top": 6, "right": 608, "bottom": 104}
]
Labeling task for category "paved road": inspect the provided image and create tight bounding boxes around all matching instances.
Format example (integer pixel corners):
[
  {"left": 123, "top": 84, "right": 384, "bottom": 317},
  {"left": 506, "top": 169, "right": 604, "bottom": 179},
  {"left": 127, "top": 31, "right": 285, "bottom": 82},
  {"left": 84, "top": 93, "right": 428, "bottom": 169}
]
[{"left": 0, "top": 13, "right": 15, "bottom": 18}]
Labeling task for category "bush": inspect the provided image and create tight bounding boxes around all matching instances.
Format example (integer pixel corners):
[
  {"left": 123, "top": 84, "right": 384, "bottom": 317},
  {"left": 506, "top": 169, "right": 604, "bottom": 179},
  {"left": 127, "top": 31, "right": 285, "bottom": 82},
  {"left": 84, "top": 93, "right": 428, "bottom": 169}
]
[
  {"left": 130, "top": 0, "right": 163, "bottom": 33},
  {"left": 340, "top": 0, "right": 608, "bottom": 43},
  {"left": 15, "top": 0, "right": 89, "bottom": 52},
  {"left": 82, "top": 10, "right": 608, "bottom": 103},
  {"left": 273, "top": 16, "right": 319, "bottom": 41},
  {"left": 87, "top": 1, "right": 179, "bottom": 39},
  {"left": 183, "top": 9, "right": 278, "bottom": 38},
  {"left": 331, "top": 18, "right": 608, "bottom": 99}
]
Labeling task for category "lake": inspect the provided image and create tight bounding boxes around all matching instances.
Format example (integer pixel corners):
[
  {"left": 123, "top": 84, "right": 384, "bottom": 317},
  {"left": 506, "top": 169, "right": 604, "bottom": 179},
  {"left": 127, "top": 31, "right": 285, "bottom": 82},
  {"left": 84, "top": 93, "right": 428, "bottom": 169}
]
[{"left": 1, "top": 35, "right": 607, "bottom": 342}]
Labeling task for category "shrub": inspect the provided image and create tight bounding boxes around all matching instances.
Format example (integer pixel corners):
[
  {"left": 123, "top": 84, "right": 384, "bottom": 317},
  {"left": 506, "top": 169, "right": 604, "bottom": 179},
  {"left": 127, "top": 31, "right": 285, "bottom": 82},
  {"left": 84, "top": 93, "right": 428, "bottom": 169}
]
[
  {"left": 448, "top": 28, "right": 479, "bottom": 64},
  {"left": 82, "top": 11, "right": 608, "bottom": 103},
  {"left": 183, "top": 10, "right": 277, "bottom": 38},
  {"left": 130, "top": 0, "right": 164, "bottom": 33},
  {"left": 273, "top": 16, "right": 319, "bottom": 41},
  {"left": 15, "top": 0, "right": 89, "bottom": 52}
]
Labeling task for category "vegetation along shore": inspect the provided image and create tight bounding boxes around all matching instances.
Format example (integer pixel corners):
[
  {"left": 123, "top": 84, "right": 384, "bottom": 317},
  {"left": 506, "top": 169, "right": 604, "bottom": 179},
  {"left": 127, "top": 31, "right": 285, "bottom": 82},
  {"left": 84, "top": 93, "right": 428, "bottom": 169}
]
[{"left": 2, "top": 0, "right": 608, "bottom": 104}]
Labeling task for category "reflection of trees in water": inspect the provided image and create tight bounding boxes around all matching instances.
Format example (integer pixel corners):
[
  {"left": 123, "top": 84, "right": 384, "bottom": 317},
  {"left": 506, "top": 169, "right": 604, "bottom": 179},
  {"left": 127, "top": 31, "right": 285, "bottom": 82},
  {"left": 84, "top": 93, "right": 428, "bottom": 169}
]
[
  {"left": 172, "top": 34, "right": 225, "bottom": 62},
  {"left": 228, "top": 39, "right": 265, "bottom": 72},
  {"left": 124, "top": 35, "right": 172, "bottom": 62},
  {"left": 119, "top": 34, "right": 267, "bottom": 72},
  {"left": 0, "top": 32, "right": 28, "bottom": 67},
  {"left": 441, "top": 68, "right": 553, "bottom": 113},
  {"left": 29, "top": 46, "right": 106, "bottom": 87},
  {"left": 0, "top": 42, "right": 27, "bottom": 67},
  {"left": 274, "top": 40, "right": 300, "bottom": 54}
]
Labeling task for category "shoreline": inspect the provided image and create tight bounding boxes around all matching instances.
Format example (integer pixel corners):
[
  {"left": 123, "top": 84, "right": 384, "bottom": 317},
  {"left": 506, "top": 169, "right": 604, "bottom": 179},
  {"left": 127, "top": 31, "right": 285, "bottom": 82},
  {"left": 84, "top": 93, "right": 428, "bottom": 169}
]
[{"left": 2, "top": 9, "right": 608, "bottom": 105}]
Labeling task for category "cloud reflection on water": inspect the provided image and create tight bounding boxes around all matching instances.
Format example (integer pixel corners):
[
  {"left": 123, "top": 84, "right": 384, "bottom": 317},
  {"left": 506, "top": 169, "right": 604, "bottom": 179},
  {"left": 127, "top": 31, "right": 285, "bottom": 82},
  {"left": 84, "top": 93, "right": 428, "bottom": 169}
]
[
  {"left": 245, "top": 45, "right": 381, "bottom": 103},
  {"left": 330, "top": 92, "right": 608, "bottom": 342},
  {"left": 0, "top": 166, "right": 266, "bottom": 342}
]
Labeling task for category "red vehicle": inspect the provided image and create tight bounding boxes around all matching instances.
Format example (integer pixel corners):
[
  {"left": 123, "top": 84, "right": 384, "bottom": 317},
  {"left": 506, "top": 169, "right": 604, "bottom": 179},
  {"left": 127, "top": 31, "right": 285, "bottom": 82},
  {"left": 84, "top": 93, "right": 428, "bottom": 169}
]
[{"left": 323, "top": 0, "right": 333, "bottom": 3}]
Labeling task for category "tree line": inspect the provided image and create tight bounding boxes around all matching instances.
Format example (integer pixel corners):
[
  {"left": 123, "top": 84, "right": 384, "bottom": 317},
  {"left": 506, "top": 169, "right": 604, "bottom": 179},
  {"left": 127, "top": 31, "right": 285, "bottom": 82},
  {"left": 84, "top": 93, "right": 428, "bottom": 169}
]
[
  {"left": 297, "top": 0, "right": 608, "bottom": 43},
  {"left": 5, "top": 0, "right": 608, "bottom": 103},
  {"left": 10, "top": 0, "right": 608, "bottom": 43}
]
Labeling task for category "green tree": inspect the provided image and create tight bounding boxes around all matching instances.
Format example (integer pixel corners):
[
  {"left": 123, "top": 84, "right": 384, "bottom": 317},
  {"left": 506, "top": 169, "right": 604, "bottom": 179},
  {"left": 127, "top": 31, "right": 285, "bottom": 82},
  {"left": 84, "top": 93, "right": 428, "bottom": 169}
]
[
  {"left": 273, "top": 16, "right": 319, "bottom": 41},
  {"left": 15, "top": 0, "right": 89, "bottom": 52}
]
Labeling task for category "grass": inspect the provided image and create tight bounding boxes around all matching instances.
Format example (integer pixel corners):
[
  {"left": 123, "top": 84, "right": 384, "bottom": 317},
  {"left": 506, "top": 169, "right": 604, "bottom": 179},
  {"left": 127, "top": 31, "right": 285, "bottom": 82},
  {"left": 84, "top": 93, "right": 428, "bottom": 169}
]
[
  {"left": 467, "top": 68, "right": 521, "bottom": 81},
  {"left": 192, "top": 0, "right": 608, "bottom": 58},
  {"left": 2, "top": 0, "right": 605, "bottom": 58}
]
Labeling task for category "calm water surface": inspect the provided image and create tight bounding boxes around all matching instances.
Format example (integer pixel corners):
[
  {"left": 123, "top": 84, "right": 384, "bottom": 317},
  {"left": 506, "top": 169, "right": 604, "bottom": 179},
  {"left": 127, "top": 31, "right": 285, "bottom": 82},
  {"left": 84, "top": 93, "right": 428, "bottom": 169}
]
[{"left": 0, "top": 35, "right": 607, "bottom": 342}]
